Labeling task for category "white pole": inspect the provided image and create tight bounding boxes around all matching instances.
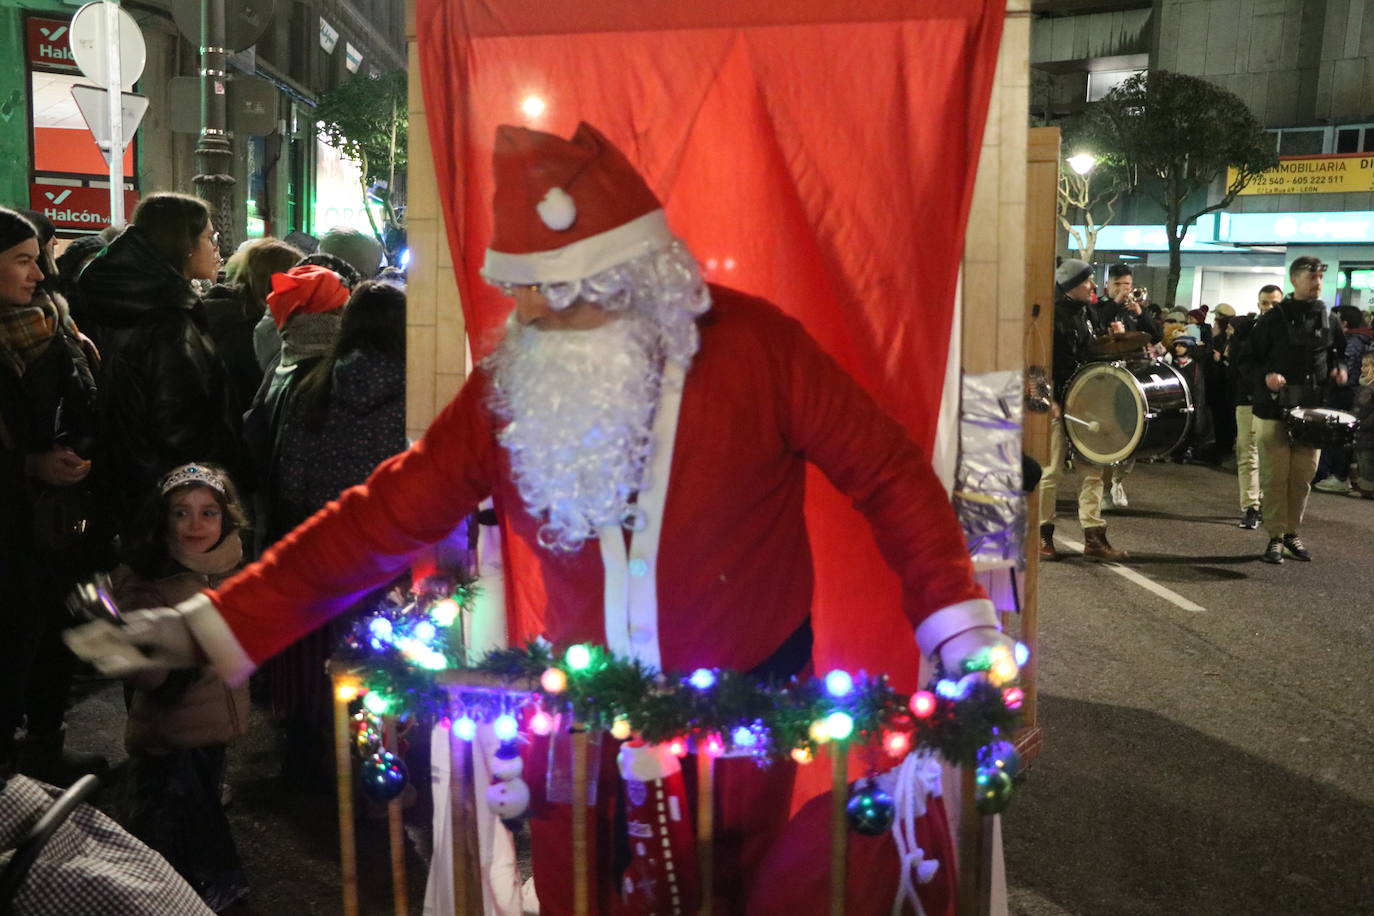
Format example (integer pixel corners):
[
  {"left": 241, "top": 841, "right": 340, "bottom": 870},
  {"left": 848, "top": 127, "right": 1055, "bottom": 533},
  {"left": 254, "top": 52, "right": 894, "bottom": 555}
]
[{"left": 104, "top": 0, "right": 124, "bottom": 227}]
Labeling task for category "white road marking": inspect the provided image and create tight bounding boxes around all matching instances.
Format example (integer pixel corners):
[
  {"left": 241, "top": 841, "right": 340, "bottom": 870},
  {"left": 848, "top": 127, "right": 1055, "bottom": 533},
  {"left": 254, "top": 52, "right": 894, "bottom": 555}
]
[{"left": 1058, "top": 537, "right": 1206, "bottom": 613}]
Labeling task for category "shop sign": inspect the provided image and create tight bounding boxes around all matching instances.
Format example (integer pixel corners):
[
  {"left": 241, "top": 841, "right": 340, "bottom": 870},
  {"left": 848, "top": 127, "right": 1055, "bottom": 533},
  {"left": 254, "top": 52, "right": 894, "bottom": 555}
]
[
  {"left": 1217, "top": 211, "right": 1374, "bottom": 244},
  {"left": 25, "top": 16, "right": 80, "bottom": 73},
  {"left": 29, "top": 183, "right": 139, "bottom": 231},
  {"left": 1229, "top": 155, "right": 1374, "bottom": 195},
  {"left": 1067, "top": 221, "right": 1221, "bottom": 253}
]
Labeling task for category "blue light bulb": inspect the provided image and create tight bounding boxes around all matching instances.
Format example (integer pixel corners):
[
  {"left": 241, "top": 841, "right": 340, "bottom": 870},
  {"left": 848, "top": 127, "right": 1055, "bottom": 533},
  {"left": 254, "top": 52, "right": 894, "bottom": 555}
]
[
  {"left": 493, "top": 714, "right": 519, "bottom": 742},
  {"left": 824, "top": 669, "right": 854, "bottom": 698},
  {"left": 935, "top": 678, "right": 959, "bottom": 699},
  {"left": 688, "top": 668, "right": 717, "bottom": 690},
  {"left": 1014, "top": 641, "right": 1031, "bottom": 667},
  {"left": 732, "top": 726, "right": 757, "bottom": 748},
  {"left": 412, "top": 620, "right": 437, "bottom": 643},
  {"left": 453, "top": 716, "right": 477, "bottom": 741},
  {"left": 368, "top": 617, "right": 394, "bottom": 642}
]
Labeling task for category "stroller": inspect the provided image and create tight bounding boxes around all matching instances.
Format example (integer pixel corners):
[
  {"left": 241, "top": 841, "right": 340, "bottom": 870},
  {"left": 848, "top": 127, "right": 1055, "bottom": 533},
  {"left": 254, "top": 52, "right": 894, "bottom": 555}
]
[{"left": 0, "top": 774, "right": 211, "bottom": 915}]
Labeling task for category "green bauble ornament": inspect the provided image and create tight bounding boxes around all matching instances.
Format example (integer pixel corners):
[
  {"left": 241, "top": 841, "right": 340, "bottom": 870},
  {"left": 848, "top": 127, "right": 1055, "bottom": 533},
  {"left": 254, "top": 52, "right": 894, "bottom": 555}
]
[
  {"left": 361, "top": 751, "right": 409, "bottom": 803},
  {"left": 846, "top": 780, "right": 896, "bottom": 836},
  {"left": 974, "top": 766, "right": 1014, "bottom": 814}
]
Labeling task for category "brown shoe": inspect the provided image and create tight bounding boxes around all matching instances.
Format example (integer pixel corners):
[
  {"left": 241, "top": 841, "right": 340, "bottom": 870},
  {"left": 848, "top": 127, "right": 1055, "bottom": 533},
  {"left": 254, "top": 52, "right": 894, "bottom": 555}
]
[
  {"left": 1082, "top": 525, "right": 1127, "bottom": 561},
  {"left": 1038, "top": 523, "right": 1058, "bottom": 561}
]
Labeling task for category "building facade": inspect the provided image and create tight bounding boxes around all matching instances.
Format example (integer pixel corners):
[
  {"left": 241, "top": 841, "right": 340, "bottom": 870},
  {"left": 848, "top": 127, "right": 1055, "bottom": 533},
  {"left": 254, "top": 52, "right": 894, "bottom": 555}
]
[
  {"left": 1034, "top": 0, "right": 1374, "bottom": 313},
  {"left": 0, "top": 0, "right": 404, "bottom": 247}
]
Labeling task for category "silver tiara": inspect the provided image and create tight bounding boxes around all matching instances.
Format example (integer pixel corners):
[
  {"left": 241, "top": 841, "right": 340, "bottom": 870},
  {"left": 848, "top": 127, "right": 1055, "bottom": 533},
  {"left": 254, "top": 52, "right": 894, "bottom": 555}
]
[{"left": 159, "top": 463, "right": 226, "bottom": 496}]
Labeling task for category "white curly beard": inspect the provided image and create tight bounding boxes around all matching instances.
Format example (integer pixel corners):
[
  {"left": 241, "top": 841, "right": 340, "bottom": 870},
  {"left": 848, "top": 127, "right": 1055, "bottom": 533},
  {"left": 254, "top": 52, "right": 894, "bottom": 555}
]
[{"left": 485, "top": 313, "right": 663, "bottom": 552}]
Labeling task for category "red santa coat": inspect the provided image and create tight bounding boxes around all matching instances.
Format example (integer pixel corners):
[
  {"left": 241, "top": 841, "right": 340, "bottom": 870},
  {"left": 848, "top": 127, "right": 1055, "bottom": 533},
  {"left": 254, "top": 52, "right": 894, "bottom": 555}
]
[
  {"left": 188, "top": 285, "right": 984, "bottom": 915},
  {"left": 204, "top": 286, "right": 985, "bottom": 672}
]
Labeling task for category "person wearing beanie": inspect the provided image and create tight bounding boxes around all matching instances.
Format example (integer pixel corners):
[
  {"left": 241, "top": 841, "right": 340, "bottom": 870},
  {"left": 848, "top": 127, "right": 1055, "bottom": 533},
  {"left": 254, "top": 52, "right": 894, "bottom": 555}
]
[
  {"left": 0, "top": 207, "right": 109, "bottom": 783},
  {"left": 1037, "top": 257, "right": 1130, "bottom": 561},
  {"left": 251, "top": 251, "right": 362, "bottom": 376},
  {"left": 68, "top": 122, "right": 1012, "bottom": 916},
  {"left": 1237, "top": 257, "right": 1347, "bottom": 564},
  {"left": 241, "top": 264, "right": 349, "bottom": 551},
  {"left": 317, "top": 226, "right": 384, "bottom": 281}
]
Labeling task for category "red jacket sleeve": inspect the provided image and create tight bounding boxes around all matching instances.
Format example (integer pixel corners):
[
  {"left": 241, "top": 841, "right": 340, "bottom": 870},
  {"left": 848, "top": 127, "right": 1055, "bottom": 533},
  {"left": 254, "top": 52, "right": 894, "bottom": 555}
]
[
  {"left": 771, "top": 313, "right": 985, "bottom": 628},
  {"left": 207, "top": 370, "right": 499, "bottom": 665}
]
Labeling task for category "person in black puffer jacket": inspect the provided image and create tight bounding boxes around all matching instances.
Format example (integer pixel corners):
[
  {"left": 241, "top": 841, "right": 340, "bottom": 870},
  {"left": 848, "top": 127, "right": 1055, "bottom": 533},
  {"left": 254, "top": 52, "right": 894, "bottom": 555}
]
[{"left": 77, "top": 193, "right": 244, "bottom": 525}]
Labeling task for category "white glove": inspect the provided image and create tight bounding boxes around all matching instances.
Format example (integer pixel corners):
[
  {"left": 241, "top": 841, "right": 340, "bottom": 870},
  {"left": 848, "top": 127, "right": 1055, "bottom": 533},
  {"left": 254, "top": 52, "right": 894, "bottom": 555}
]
[
  {"left": 63, "top": 607, "right": 203, "bottom": 676},
  {"left": 937, "top": 626, "right": 1019, "bottom": 683}
]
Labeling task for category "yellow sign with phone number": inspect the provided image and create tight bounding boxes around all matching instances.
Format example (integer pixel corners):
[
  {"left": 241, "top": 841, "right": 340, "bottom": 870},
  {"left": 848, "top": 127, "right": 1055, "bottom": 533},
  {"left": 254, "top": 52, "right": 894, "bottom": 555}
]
[{"left": 1230, "top": 155, "right": 1374, "bottom": 195}]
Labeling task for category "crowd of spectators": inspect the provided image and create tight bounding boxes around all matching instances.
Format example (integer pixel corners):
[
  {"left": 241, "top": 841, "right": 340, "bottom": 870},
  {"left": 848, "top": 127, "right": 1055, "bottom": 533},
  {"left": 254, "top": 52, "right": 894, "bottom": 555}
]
[{"left": 0, "top": 196, "right": 408, "bottom": 911}]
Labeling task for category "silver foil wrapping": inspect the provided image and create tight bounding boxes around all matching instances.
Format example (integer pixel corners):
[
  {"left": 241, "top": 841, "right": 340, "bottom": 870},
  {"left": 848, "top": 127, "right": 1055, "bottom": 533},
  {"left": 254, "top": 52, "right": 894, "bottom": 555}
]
[{"left": 955, "top": 370, "right": 1025, "bottom": 572}]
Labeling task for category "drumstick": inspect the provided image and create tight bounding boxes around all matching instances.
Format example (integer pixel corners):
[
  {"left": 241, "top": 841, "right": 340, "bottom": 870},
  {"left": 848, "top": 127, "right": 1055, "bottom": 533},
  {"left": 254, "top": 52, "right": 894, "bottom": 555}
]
[{"left": 1063, "top": 414, "right": 1101, "bottom": 433}]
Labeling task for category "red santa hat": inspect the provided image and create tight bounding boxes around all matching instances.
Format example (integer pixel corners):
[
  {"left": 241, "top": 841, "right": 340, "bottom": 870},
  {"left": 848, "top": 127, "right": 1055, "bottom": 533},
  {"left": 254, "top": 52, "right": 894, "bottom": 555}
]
[
  {"left": 266, "top": 265, "right": 349, "bottom": 329},
  {"left": 481, "top": 122, "right": 674, "bottom": 285}
]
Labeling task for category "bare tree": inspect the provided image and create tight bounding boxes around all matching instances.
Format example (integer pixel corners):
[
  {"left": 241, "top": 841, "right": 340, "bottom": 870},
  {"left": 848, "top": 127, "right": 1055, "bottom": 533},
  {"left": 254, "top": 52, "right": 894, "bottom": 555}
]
[{"left": 1057, "top": 150, "right": 1125, "bottom": 265}]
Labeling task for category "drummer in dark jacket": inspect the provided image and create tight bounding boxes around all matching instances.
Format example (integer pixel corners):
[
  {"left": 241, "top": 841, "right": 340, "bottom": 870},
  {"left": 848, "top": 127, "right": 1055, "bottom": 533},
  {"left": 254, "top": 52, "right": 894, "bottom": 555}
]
[
  {"left": 77, "top": 193, "right": 244, "bottom": 526},
  {"left": 1239, "top": 256, "right": 1346, "bottom": 564},
  {"left": 1037, "top": 258, "right": 1129, "bottom": 562}
]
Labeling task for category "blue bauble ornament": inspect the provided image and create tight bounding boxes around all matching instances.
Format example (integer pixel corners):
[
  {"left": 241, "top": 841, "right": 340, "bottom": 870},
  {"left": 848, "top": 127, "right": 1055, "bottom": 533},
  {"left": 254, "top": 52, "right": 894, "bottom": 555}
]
[
  {"left": 361, "top": 750, "right": 409, "bottom": 803},
  {"left": 846, "top": 780, "right": 896, "bottom": 836},
  {"left": 974, "top": 766, "right": 1014, "bottom": 815},
  {"left": 976, "top": 740, "right": 1021, "bottom": 779}
]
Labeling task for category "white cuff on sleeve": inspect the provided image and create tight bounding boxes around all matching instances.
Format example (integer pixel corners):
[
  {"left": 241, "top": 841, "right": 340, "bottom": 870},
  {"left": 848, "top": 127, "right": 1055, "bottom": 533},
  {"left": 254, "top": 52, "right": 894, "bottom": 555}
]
[
  {"left": 177, "top": 592, "right": 257, "bottom": 687},
  {"left": 914, "top": 599, "right": 1000, "bottom": 657}
]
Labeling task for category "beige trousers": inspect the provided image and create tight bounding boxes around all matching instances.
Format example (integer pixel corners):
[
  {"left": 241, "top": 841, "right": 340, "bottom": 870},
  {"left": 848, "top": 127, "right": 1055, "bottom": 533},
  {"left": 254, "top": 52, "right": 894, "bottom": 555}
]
[
  {"left": 1038, "top": 414, "right": 1105, "bottom": 529},
  {"left": 1255, "top": 417, "right": 1320, "bottom": 538},
  {"left": 1235, "top": 405, "right": 1261, "bottom": 511}
]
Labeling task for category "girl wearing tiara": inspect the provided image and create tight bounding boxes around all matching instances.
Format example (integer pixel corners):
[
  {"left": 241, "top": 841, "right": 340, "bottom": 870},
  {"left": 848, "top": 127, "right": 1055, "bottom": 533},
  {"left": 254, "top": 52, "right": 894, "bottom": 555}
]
[{"left": 111, "top": 461, "right": 250, "bottom": 912}]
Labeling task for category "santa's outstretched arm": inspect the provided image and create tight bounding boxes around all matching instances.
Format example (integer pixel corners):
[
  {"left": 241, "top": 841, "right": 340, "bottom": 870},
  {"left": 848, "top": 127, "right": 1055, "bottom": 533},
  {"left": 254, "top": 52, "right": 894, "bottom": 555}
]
[{"left": 66, "top": 371, "right": 500, "bottom": 684}]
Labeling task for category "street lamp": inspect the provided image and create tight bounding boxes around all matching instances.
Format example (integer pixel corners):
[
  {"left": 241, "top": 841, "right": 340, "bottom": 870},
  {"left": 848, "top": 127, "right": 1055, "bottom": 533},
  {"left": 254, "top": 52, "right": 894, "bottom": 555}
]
[{"left": 1066, "top": 152, "right": 1097, "bottom": 176}]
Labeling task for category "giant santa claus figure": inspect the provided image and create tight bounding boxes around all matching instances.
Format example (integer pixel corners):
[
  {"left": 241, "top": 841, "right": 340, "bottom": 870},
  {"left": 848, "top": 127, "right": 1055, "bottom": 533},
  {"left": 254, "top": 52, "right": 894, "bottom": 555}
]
[{"left": 68, "top": 122, "right": 1014, "bottom": 915}]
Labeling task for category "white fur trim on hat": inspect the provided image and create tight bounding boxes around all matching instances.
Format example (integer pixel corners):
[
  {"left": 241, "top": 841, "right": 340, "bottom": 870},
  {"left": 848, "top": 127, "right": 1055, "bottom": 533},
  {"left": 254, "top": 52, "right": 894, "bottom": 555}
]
[{"left": 483, "top": 209, "right": 674, "bottom": 285}]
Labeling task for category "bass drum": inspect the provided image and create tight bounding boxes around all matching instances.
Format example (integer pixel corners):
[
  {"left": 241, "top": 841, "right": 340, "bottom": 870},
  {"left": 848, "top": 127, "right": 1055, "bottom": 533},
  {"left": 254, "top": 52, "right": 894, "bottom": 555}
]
[{"left": 1063, "top": 360, "right": 1193, "bottom": 465}]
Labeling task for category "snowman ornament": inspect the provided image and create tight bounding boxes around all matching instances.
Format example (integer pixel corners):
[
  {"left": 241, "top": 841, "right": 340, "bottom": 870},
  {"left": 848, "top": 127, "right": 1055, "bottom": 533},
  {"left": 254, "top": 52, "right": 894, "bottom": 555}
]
[{"left": 484, "top": 741, "right": 530, "bottom": 821}]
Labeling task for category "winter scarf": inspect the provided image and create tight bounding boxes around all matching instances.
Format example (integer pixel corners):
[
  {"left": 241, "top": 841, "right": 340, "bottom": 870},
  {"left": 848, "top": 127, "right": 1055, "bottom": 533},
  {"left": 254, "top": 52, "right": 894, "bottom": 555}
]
[
  {"left": 0, "top": 296, "right": 58, "bottom": 375},
  {"left": 278, "top": 312, "right": 341, "bottom": 368},
  {"left": 170, "top": 528, "right": 244, "bottom": 578}
]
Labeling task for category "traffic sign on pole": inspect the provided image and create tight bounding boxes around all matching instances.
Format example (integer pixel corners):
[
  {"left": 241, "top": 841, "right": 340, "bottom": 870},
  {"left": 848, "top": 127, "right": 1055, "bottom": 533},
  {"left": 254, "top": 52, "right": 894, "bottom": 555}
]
[
  {"left": 70, "top": 85, "right": 149, "bottom": 165},
  {"left": 68, "top": 2, "right": 146, "bottom": 90},
  {"left": 69, "top": 1, "right": 146, "bottom": 227}
]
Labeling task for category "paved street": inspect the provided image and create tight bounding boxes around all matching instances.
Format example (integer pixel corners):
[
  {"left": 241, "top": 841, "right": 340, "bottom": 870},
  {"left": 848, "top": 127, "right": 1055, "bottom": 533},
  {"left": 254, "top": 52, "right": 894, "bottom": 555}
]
[
  {"left": 1006, "top": 458, "right": 1374, "bottom": 915},
  {"left": 60, "top": 460, "right": 1374, "bottom": 915}
]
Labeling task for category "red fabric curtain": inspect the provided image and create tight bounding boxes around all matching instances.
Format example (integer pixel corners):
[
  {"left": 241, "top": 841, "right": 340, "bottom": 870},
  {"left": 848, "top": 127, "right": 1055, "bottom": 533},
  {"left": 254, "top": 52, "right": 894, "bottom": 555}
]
[{"left": 417, "top": 0, "right": 1004, "bottom": 691}]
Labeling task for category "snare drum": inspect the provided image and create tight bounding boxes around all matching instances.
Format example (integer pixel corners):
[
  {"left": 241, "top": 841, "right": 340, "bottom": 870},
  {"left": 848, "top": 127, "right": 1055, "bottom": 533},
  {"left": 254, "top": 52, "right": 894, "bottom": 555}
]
[
  {"left": 1285, "top": 407, "right": 1359, "bottom": 449},
  {"left": 1062, "top": 360, "right": 1193, "bottom": 465}
]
